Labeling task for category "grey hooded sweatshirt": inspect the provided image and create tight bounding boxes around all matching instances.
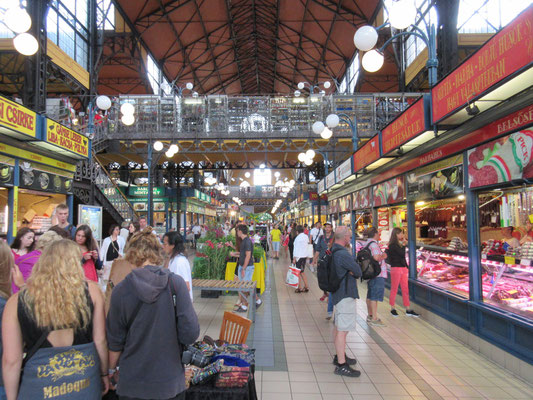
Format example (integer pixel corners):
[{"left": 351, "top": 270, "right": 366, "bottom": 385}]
[{"left": 106, "top": 265, "right": 200, "bottom": 399}]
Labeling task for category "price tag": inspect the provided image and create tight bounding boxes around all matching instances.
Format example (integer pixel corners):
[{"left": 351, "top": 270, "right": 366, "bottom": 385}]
[
  {"left": 504, "top": 256, "right": 516, "bottom": 265},
  {"left": 520, "top": 259, "right": 531, "bottom": 266},
  {"left": 481, "top": 253, "right": 487, "bottom": 259}
]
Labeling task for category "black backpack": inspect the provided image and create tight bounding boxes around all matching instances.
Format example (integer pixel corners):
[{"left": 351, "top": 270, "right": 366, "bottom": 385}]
[
  {"left": 317, "top": 247, "right": 345, "bottom": 292},
  {"left": 357, "top": 242, "right": 382, "bottom": 281}
]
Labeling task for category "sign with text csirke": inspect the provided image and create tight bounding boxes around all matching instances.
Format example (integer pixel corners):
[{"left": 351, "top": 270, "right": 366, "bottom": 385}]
[
  {"left": 372, "top": 103, "right": 533, "bottom": 185},
  {"left": 432, "top": 5, "right": 533, "bottom": 123},
  {"left": 353, "top": 135, "right": 380, "bottom": 172},
  {"left": 46, "top": 119, "right": 89, "bottom": 158},
  {"left": 382, "top": 97, "right": 427, "bottom": 155},
  {"left": 0, "top": 96, "right": 36, "bottom": 138}
]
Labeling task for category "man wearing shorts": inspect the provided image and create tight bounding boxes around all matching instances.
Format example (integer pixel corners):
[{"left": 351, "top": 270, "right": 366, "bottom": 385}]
[
  {"left": 331, "top": 226, "right": 362, "bottom": 377},
  {"left": 270, "top": 224, "right": 281, "bottom": 259},
  {"left": 234, "top": 224, "right": 262, "bottom": 312}
]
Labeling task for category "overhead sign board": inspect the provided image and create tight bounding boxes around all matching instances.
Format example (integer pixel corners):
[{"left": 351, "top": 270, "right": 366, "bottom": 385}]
[
  {"left": 129, "top": 186, "right": 165, "bottom": 197},
  {"left": 353, "top": 135, "right": 380, "bottom": 172},
  {"left": 432, "top": 5, "right": 533, "bottom": 123},
  {"left": 373, "top": 176, "right": 405, "bottom": 207},
  {"left": 336, "top": 158, "right": 352, "bottom": 182},
  {"left": 325, "top": 171, "right": 336, "bottom": 189},
  {"left": 318, "top": 179, "right": 326, "bottom": 193},
  {"left": 381, "top": 96, "right": 429, "bottom": 155},
  {"left": 0, "top": 96, "right": 37, "bottom": 139},
  {"left": 45, "top": 119, "right": 90, "bottom": 158}
]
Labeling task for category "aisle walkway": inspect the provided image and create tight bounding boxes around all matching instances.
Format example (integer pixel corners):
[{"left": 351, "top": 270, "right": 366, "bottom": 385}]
[{"left": 193, "top": 254, "right": 533, "bottom": 400}]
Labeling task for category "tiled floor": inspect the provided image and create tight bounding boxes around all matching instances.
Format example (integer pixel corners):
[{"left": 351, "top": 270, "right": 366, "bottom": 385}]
[{"left": 192, "top": 253, "right": 533, "bottom": 400}]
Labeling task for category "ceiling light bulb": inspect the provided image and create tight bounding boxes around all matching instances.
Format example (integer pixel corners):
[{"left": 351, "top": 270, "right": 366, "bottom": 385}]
[
  {"left": 326, "top": 114, "right": 340, "bottom": 128},
  {"left": 165, "top": 150, "right": 174, "bottom": 158},
  {"left": 120, "top": 102, "right": 135, "bottom": 115},
  {"left": 323, "top": 81, "right": 331, "bottom": 89},
  {"left": 298, "top": 153, "right": 306, "bottom": 162},
  {"left": 169, "top": 144, "right": 179, "bottom": 154},
  {"left": 320, "top": 127, "right": 333, "bottom": 140},
  {"left": 306, "top": 149, "right": 315, "bottom": 159},
  {"left": 294, "top": 90, "right": 301, "bottom": 97},
  {"left": 312, "top": 121, "right": 325, "bottom": 134},
  {"left": 245, "top": 172, "right": 251, "bottom": 178},
  {"left": 362, "top": 50, "right": 384, "bottom": 73},
  {"left": 96, "top": 95, "right": 112, "bottom": 110},
  {"left": 289, "top": 179, "right": 295, "bottom": 185},
  {"left": 297, "top": 82, "right": 305, "bottom": 90},
  {"left": 153, "top": 141, "right": 164, "bottom": 151},
  {"left": 5, "top": 7, "right": 32, "bottom": 33},
  {"left": 353, "top": 25, "right": 379, "bottom": 51},
  {"left": 304, "top": 158, "right": 313, "bottom": 166},
  {"left": 13, "top": 32, "right": 38, "bottom": 56},
  {"left": 389, "top": 0, "right": 417, "bottom": 30},
  {"left": 186, "top": 82, "right": 193, "bottom": 90},
  {"left": 121, "top": 114, "right": 135, "bottom": 126},
  {"left": 274, "top": 172, "right": 280, "bottom": 178}
]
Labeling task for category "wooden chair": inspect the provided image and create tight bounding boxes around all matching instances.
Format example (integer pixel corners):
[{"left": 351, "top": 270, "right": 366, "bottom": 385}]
[{"left": 219, "top": 311, "right": 252, "bottom": 344}]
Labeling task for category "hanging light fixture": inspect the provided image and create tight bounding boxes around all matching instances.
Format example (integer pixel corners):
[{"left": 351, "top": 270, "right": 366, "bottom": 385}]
[
  {"left": 121, "top": 114, "right": 135, "bottom": 126},
  {"left": 13, "top": 33, "right": 38, "bottom": 56},
  {"left": 320, "top": 127, "right": 333, "bottom": 140},
  {"left": 388, "top": 0, "right": 417, "bottom": 30},
  {"left": 353, "top": 25, "right": 379, "bottom": 51},
  {"left": 153, "top": 141, "right": 164, "bottom": 151},
  {"left": 96, "top": 95, "right": 112, "bottom": 111},
  {"left": 5, "top": 7, "right": 32, "bottom": 33},
  {"left": 362, "top": 50, "right": 384, "bottom": 73}
]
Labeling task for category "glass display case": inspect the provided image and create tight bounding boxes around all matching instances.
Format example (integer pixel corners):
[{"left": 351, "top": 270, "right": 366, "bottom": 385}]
[
  {"left": 416, "top": 248, "right": 469, "bottom": 296},
  {"left": 353, "top": 209, "right": 372, "bottom": 239}
]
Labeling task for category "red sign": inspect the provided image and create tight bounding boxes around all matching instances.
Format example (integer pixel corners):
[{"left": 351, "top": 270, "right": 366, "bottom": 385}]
[
  {"left": 353, "top": 135, "right": 380, "bottom": 172},
  {"left": 382, "top": 97, "right": 426, "bottom": 154},
  {"left": 372, "top": 103, "right": 533, "bottom": 185},
  {"left": 309, "top": 192, "right": 318, "bottom": 201},
  {"left": 432, "top": 5, "right": 533, "bottom": 123},
  {"left": 353, "top": 187, "right": 372, "bottom": 210},
  {"left": 373, "top": 176, "right": 405, "bottom": 207}
]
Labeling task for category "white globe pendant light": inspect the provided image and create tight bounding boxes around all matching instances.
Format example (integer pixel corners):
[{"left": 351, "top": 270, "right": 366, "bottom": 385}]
[
  {"left": 297, "top": 82, "right": 305, "bottom": 90},
  {"left": 5, "top": 7, "right": 32, "bottom": 33},
  {"left": 153, "top": 141, "right": 164, "bottom": 151},
  {"left": 362, "top": 50, "right": 384, "bottom": 73},
  {"left": 120, "top": 102, "right": 135, "bottom": 115},
  {"left": 326, "top": 114, "right": 340, "bottom": 128},
  {"left": 312, "top": 121, "right": 325, "bottom": 134},
  {"left": 389, "top": 0, "right": 417, "bottom": 30},
  {"left": 165, "top": 150, "right": 173, "bottom": 158},
  {"left": 306, "top": 149, "right": 315, "bottom": 159},
  {"left": 96, "top": 95, "right": 112, "bottom": 110},
  {"left": 169, "top": 144, "right": 179, "bottom": 154},
  {"left": 304, "top": 158, "right": 313, "bottom": 166},
  {"left": 186, "top": 82, "right": 193, "bottom": 90},
  {"left": 13, "top": 33, "right": 38, "bottom": 56},
  {"left": 298, "top": 152, "right": 306, "bottom": 162},
  {"left": 121, "top": 114, "right": 135, "bottom": 126},
  {"left": 353, "top": 25, "right": 378, "bottom": 51},
  {"left": 294, "top": 90, "right": 301, "bottom": 97},
  {"left": 323, "top": 81, "right": 331, "bottom": 89},
  {"left": 320, "top": 127, "right": 333, "bottom": 140}
]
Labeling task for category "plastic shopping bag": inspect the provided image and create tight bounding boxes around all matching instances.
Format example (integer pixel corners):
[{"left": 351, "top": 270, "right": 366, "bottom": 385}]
[{"left": 285, "top": 265, "right": 301, "bottom": 288}]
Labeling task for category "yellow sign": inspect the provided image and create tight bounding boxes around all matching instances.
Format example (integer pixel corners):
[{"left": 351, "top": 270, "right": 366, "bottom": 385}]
[
  {"left": 0, "top": 96, "right": 37, "bottom": 138},
  {"left": 504, "top": 256, "right": 516, "bottom": 265},
  {"left": 0, "top": 142, "right": 76, "bottom": 172},
  {"left": 46, "top": 119, "right": 89, "bottom": 158},
  {"left": 13, "top": 186, "right": 18, "bottom": 236}
]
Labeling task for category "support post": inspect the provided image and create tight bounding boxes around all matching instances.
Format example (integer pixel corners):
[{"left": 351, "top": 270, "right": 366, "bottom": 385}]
[
  {"left": 464, "top": 152, "right": 481, "bottom": 304},
  {"left": 147, "top": 141, "right": 153, "bottom": 226},
  {"left": 406, "top": 201, "right": 417, "bottom": 280}
]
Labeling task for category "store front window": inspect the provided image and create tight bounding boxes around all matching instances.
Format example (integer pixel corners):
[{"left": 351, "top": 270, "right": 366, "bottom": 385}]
[
  {"left": 0, "top": 188, "right": 8, "bottom": 238},
  {"left": 415, "top": 196, "right": 469, "bottom": 295},
  {"left": 478, "top": 185, "right": 533, "bottom": 319},
  {"left": 18, "top": 190, "right": 67, "bottom": 234}
]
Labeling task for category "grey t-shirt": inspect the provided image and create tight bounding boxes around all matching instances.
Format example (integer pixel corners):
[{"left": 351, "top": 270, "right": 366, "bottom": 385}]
[
  {"left": 239, "top": 236, "right": 253, "bottom": 267},
  {"left": 330, "top": 243, "right": 362, "bottom": 306}
]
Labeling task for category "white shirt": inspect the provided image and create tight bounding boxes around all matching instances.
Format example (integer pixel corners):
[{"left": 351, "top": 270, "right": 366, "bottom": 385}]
[
  {"left": 119, "top": 228, "right": 129, "bottom": 242},
  {"left": 293, "top": 233, "right": 310, "bottom": 259},
  {"left": 310, "top": 227, "right": 323, "bottom": 243},
  {"left": 192, "top": 225, "right": 201, "bottom": 234},
  {"left": 100, "top": 236, "right": 126, "bottom": 263},
  {"left": 169, "top": 254, "right": 193, "bottom": 301}
]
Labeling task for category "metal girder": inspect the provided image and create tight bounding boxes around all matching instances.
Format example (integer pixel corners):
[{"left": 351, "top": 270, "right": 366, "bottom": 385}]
[
  {"left": 134, "top": 0, "right": 195, "bottom": 24},
  {"left": 313, "top": 0, "right": 341, "bottom": 84},
  {"left": 290, "top": 0, "right": 311, "bottom": 87}
]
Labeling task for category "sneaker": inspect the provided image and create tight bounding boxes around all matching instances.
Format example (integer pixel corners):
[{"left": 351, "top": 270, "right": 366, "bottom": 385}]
[
  {"left": 325, "top": 313, "right": 332, "bottom": 320},
  {"left": 406, "top": 309, "right": 420, "bottom": 317},
  {"left": 333, "top": 354, "right": 357, "bottom": 366},
  {"left": 236, "top": 305, "right": 248, "bottom": 313},
  {"left": 366, "top": 315, "right": 373, "bottom": 322},
  {"left": 256, "top": 299, "right": 262, "bottom": 309},
  {"left": 369, "top": 318, "right": 386, "bottom": 326},
  {"left": 391, "top": 309, "right": 399, "bottom": 317},
  {"left": 334, "top": 364, "right": 361, "bottom": 378}
]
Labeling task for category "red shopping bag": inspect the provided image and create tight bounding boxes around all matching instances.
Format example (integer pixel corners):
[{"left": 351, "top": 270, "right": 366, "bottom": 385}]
[{"left": 285, "top": 265, "right": 300, "bottom": 288}]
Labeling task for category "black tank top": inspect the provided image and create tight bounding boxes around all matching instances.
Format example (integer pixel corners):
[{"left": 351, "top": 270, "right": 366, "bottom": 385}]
[{"left": 17, "top": 285, "right": 94, "bottom": 352}]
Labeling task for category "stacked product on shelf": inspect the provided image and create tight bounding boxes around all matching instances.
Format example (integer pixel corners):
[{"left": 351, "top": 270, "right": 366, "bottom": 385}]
[{"left": 447, "top": 237, "right": 467, "bottom": 251}]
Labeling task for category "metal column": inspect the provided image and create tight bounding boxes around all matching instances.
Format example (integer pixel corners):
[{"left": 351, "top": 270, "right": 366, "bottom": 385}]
[
  {"left": 406, "top": 201, "right": 417, "bottom": 280},
  {"left": 147, "top": 141, "right": 153, "bottom": 226}
]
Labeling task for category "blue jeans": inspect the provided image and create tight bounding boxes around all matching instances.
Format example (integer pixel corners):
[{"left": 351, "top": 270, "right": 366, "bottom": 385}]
[
  {"left": 0, "top": 386, "right": 6, "bottom": 400},
  {"left": 327, "top": 292, "right": 333, "bottom": 314}
]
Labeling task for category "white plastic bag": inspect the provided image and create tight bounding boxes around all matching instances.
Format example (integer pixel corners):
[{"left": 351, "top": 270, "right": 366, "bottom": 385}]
[
  {"left": 285, "top": 265, "right": 301, "bottom": 287},
  {"left": 307, "top": 244, "right": 314, "bottom": 258}
]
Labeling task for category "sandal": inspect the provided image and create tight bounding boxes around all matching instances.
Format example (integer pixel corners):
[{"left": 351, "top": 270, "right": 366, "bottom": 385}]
[
  {"left": 303, "top": 287, "right": 309, "bottom": 292},
  {"left": 295, "top": 288, "right": 304, "bottom": 293}
]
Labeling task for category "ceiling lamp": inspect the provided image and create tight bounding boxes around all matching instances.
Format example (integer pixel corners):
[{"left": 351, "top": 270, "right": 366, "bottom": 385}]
[
  {"left": 297, "top": 152, "right": 306, "bottom": 162},
  {"left": 186, "top": 82, "right": 193, "bottom": 90},
  {"left": 165, "top": 150, "right": 174, "bottom": 158},
  {"left": 320, "top": 127, "right": 332, "bottom": 140},
  {"left": 169, "top": 144, "right": 179, "bottom": 154},
  {"left": 294, "top": 90, "right": 301, "bottom": 97},
  {"left": 362, "top": 50, "right": 384, "bottom": 73},
  {"left": 274, "top": 171, "right": 280, "bottom": 178},
  {"left": 389, "top": 0, "right": 417, "bottom": 30},
  {"left": 304, "top": 158, "right": 313, "bottom": 166},
  {"left": 297, "top": 82, "right": 305, "bottom": 90},
  {"left": 96, "top": 95, "right": 112, "bottom": 111},
  {"left": 5, "top": 7, "right": 32, "bottom": 33},
  {"left": 323, "top": 81, "right": 331, "bottom": 89},
  {"left": 120, "top": 103, "right": 135, "bottom": 116},
  {"left": 121, "top": 114, "right": 135, "bottom": 126},
  {"left": 326, "top": 114, "right": 340, "bottom": 128},
  {"left": 245, "top": 172, "right": 251, "bottom": 178},
  {"left": 153, "top": 141, "right": 164, "bottom": 151},
  {"left": 312, "top": 121, "right": 325, "bottom": 135},
  {"left": 353, "top": 25, "right": 378, "bottom": 51},
  {"left": 305, "top": 149, "right": 315, "bottom": 159},
  {"left": 13, "top": 33, "right": 38, "bottom": 56}
]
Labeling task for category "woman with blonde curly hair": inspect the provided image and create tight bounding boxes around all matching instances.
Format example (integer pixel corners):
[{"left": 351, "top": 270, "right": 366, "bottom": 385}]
[
  {"left": 0, "top": 241, "right": 13, "bottom": 399},
  {"left": 2, "top": 239, "right": 109, "bottom": 399},
  {"left": 106, "top": 228, "right": 199, "bottom": 400}
]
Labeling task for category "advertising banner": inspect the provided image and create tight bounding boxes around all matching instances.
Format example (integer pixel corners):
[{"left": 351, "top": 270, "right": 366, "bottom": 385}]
[
  {"left": 381, "top": 96, "right": 428, "bottom": 155},
  {"left": 46, "top": 119, "right": 90, "bottom": 158},
  {"left": 0, "top": 96, "right": 37, "bottom": 138},
  {"left": 373, "top": 176, "right": 405, "bottom": 207},
  {"left": 353, "top": 187, "right": 372, "bottom": 210},
  {"left": 78, "top": 205, "right": 102, "bottom": 242},
  {"left": 336, "top": 158, "right": 352, "bottom": 182},
  {"left": 19, "top": 162, "right": 73, "bottom": 194},
  {"left": 128, "top": 186, "right": 165, "bottom": 197},
  {"left": 353, "top": 135, "right": 380, "bottom": 172},
  {"left": 325, "top": 171, "right": 336, "bottom": 189},
  {"left": 317, "top": 179, "right": 326, "bottom": 193},
  {"left": 407, "top": 158, "right": 464, "bottom": 200},
  {"left": 468, "top": 127, "right": 533, "bottom": 188},
  {"left": 432, "top": 6, "right": 533, "bottom": 123}
]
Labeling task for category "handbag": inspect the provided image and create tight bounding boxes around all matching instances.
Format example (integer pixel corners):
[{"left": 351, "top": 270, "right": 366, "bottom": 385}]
[
  {"left": 215, "top": 365, "right": 250, "bottom": 388},
  {"left": 285, "top": 265, "right": 300, "bottom": 287}
]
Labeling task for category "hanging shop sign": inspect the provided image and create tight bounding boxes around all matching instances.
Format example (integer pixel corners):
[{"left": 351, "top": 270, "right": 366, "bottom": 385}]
[
  {"left": 317, "top": 178, "right": 326, "bottom": 194},
  {"left": 19, "top": 161, "right": 73, "bottom": 194},
  {"left": 130, "top": 201, "right": 166, "bottom": 212},
  {"left": 309, "top": 192, "right": 327, "bottom": 201},
  {"left": 186, "top": 202, "right": 205, "bottom": 214},
  {"left": 432, "top": 5, "right": 533, "bottom": 123},
  {"left": 45, "top": 119, "right": 90, "bottom": 158},
  {"left": 353, "top": 187, "right": 372, "bottom": 210},
  {"left": 205, "top": 207, "right": 217, "bottom": 217},
  {"left": 381, "top": 96, "right": 430, "bottom": 155},
  {"left": 0, "top": 156, "right": 15, "bottom": 187},
  {"left": 373, "top": 176, "right": 405, "bottom": 207},
  {"left": 78, "top": 205, "right": 102, "bottom": 242},
  {"left": 0, "top": 142, "right": 76, "bottom": 172},
  {"left": 407, "top": 155, "right": 464, "bottom": 200},
  {"left": 0, "top": 96, "right": 37, "bottom": 139},
  {"left": 468, "top": 127, "right": 533, "bottom": 188},
  {"left": 372, "top": 103, "right": 533, "bottom": 186},
  {"left": 325, "top": 171, "right": 336, "bottom": 189},
  {"left": 335, "top": 158, "right": 352, "bottom": 183},
  {"left": 353, "top": 135, "right": 380, "bottom": 172},
  {"left": 128, "top": 186, "right": 165, "bottom": 197}
]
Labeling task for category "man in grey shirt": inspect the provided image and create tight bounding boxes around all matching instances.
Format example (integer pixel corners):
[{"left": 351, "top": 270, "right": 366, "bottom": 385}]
[{"left": 330, "top": 226, "right": 362, "bottom": 377}]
